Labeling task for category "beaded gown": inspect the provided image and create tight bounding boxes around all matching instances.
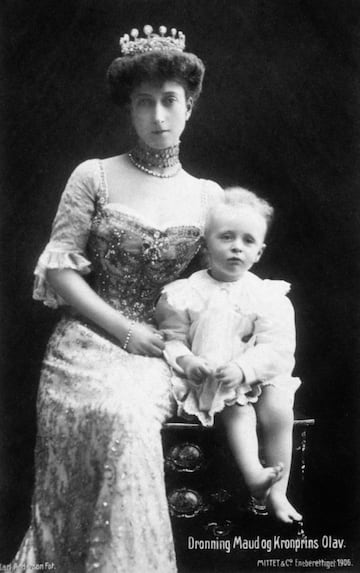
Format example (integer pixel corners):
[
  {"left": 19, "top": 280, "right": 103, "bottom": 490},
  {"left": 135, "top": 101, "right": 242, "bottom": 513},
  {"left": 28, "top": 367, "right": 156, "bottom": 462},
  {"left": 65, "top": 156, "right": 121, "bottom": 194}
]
[{"left": 12, "top": 159, "right": 220, "bottom": 572}]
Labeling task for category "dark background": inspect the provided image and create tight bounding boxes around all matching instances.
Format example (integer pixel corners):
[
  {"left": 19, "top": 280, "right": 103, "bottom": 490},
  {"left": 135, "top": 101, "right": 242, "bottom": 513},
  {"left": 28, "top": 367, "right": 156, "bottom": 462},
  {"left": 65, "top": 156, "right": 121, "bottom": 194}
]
[{"left": 1, "top": 0, "right": 360, "bottom": 567}]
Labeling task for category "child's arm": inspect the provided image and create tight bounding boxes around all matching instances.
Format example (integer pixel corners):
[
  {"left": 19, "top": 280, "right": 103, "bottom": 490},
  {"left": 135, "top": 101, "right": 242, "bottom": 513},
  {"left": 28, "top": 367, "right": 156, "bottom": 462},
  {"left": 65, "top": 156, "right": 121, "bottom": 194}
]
[
  {"left": 232, "top": 295, "right": 297, "bottom": 386},
  {"left": 155, "top": 287, "right": 214, "bottom": 382},
  {"left": 154, "top": 290, "right": 195, "bottom": 371},
  {"left": 155, "top": 290, "right": 191, "bottom": 361},
  {"left": 155, "top": 290, "right": 213, "bottom": 381}
]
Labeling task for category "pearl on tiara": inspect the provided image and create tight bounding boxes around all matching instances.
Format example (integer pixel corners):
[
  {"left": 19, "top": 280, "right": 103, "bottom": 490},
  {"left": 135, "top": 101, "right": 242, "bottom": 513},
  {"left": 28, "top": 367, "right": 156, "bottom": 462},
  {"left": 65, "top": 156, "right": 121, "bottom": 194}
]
[{"left": 119, "top": 25, "right": 186, "bottom": 56}]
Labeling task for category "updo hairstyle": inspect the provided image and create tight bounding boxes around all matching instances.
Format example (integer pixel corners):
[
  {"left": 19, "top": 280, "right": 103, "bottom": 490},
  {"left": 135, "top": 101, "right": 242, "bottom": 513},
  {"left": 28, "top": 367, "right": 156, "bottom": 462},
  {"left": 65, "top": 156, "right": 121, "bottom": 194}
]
[{"left": 107, "top": 50, "right": 205, "bottom": 107}]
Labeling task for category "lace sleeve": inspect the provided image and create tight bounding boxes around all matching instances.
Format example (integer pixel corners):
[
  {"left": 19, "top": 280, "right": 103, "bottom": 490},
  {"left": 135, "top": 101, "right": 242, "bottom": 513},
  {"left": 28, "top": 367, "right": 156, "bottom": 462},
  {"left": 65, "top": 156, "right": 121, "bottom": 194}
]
[
  {"left": 204, "top": 179, "right": 224, "bottom": 204},
  {"left": 33, "top": 160, "right": 100, "bottom": 308}
]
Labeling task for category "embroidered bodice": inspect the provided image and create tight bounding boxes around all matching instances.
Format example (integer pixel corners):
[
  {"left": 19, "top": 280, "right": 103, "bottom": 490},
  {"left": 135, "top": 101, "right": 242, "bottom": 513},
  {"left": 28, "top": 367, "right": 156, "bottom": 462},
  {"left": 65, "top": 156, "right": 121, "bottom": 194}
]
[
  {"left": 87, "top": 207, "right": 202, "bottom": 323},
  {"left": 33, "top": 159, "right": 222, "bottom": 324}
]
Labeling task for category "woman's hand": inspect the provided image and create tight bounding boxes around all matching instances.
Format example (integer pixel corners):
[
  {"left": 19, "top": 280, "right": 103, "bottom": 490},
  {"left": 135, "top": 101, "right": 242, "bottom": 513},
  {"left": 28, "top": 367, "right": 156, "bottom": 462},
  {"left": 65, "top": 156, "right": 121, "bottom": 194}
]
[
  {"left": 215, "top": 362, "right": 244, "bottom": 389},
  {"left": 125, "top": 323, "right": 165, "bottom": 357},
  {"left": 177, "top": 355, "right": 212, "bottom": 383},
  {"left": 46, "top": 269, "right": 165, "bottom": 357}
]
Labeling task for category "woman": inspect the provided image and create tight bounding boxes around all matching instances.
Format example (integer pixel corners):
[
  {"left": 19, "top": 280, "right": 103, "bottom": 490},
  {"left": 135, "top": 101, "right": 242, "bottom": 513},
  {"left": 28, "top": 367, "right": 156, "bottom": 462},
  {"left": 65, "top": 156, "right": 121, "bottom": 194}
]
[{"left": 12, "top": 26, "right": 222, "bottom": 572}]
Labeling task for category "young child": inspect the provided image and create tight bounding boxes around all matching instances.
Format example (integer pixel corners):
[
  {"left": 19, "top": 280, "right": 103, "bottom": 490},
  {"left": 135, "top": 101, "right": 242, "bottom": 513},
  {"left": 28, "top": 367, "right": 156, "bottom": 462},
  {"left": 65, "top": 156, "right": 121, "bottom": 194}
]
[{"left": 155, "top": 187, "right": 302, "bottom": 523}]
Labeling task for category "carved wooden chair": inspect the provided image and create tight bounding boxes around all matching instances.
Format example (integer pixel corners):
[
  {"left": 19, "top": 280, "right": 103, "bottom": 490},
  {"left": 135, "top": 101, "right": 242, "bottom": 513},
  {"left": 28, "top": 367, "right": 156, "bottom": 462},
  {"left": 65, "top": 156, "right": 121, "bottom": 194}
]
[{"left": 162, "top": 414, "right": 314, "bottom": 567}]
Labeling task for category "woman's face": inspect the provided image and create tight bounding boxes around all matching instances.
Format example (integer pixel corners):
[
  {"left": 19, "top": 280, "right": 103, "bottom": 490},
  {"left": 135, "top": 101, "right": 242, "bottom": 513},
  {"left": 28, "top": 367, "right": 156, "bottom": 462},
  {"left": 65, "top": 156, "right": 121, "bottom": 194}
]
[{"left": 130, "top": 81, "right": 193, "bottom": 149}]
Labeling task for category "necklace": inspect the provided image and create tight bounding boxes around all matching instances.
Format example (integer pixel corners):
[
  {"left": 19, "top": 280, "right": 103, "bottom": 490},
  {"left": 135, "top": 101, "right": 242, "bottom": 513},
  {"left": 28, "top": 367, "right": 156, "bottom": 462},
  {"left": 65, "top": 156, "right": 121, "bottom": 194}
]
[
  {"left": 128, "top": 152, "right": 182, "bottom": 178},
  {"left": 128, "top": 140, "right": 182, "bottom": 178}
]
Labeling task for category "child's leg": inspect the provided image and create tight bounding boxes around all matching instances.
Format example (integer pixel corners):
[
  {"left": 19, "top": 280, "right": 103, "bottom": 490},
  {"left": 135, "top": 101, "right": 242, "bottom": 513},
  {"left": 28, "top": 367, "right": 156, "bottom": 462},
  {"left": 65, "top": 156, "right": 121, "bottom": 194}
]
[
  {"left": 255, "top": 385, "right": 302, "bottom": 522},
  {"left": 220, "top": 404, "right": 283, "bottom": 500}
]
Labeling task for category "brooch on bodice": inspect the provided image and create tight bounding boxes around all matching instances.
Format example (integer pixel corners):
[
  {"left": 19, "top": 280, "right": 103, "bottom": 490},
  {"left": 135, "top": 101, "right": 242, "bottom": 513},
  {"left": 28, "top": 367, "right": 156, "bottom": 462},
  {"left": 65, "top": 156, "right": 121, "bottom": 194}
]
[
  {"left": 142, "top": 230, "right": 170, "bottom": 264},
  {"left": 104, "top": 228, "right": 171, "bottom": 264}
]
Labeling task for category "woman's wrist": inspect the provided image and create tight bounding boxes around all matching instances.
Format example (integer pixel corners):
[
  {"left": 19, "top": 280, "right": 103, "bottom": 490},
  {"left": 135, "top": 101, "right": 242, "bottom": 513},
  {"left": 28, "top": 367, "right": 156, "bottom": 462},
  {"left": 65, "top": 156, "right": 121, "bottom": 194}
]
[
  {"left": 46, "top": 269, "right": 134, "bottom": 343},
  {"left": 122, "top": 320, "right": 135, "bottom": 350},
  {"left": 105, "top": 307, "right": 135, "bottom": 344}
]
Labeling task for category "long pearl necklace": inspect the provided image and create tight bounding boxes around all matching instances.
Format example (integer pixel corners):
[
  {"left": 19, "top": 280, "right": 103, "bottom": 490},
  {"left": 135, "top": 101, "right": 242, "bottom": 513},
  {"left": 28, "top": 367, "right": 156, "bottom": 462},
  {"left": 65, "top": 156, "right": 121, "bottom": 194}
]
[{"left": 128, "top": 151, "right": 182, "bottom": 178}]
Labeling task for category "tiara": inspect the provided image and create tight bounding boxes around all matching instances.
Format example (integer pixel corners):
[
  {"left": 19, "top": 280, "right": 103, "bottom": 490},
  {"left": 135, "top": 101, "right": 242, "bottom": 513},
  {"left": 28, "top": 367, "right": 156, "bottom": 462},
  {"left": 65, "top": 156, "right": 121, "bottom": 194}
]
[{"left": 119, "top": 25, "right": 186, "bottom": 56}]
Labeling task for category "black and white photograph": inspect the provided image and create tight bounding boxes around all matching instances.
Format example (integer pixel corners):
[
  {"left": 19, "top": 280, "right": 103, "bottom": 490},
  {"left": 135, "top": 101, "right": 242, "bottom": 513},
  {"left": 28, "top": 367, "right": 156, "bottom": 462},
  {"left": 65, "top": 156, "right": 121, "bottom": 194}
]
[{"left": 1, "top": 1, "right": 359, "bottom": 571}]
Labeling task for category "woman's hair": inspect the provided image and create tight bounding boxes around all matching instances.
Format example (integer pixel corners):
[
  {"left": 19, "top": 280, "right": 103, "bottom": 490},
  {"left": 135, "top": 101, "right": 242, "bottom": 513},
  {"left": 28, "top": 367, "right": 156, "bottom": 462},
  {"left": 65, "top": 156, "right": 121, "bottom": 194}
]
[
  {"left": 107, "top": 50, "right": 205, "bottom": 106},
  {"left": 206, "top": 187, "right": 275, "bottom": 236}
]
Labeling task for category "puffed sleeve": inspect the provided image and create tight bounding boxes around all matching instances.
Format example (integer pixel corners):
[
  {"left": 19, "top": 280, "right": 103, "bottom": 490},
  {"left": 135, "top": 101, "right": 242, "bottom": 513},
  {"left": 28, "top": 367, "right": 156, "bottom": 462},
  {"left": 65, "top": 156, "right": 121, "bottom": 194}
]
[
  {"left": 203, "top": 179, "right": 224, "bottom": 208},
  {"left": 33, "top": 160, "right": 99, "bottom": 308},
  {"left": 155, "top": 281, "right": 193, "bottom": 373},
  {"left": 234, "top": 286, "right": 297, "bottom": 384}
]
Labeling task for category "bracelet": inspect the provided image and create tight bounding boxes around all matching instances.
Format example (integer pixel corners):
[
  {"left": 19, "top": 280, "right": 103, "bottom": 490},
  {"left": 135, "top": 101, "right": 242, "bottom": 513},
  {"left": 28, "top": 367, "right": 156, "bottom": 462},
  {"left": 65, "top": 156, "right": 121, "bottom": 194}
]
[{"left": 123, "top": 320, "right": 135, "bottom": 350}]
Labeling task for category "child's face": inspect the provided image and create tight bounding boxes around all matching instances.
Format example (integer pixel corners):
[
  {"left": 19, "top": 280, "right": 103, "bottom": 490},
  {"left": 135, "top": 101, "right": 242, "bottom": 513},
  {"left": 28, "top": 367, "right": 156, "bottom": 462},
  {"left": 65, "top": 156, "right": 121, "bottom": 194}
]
[{"left": 206, "top": 205, "right": 267, "bottom": 282}]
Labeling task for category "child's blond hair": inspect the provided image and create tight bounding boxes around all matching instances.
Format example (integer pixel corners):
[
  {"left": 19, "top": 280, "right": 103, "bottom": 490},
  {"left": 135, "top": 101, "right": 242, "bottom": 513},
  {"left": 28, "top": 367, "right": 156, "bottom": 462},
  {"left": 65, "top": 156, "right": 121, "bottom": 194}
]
[{"left": 205, "top": 186, "right": 274, "bottom": 236}]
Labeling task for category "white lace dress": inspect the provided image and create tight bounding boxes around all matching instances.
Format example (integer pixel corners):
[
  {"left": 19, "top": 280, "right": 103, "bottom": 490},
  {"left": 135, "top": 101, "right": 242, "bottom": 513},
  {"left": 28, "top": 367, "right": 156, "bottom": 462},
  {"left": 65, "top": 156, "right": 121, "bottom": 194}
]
[
  {"left": 11, "top": 159, "right": 221, "bottom": 572},
  {"left": 156, "top": 270, "right": 301, "bottom": 426}
]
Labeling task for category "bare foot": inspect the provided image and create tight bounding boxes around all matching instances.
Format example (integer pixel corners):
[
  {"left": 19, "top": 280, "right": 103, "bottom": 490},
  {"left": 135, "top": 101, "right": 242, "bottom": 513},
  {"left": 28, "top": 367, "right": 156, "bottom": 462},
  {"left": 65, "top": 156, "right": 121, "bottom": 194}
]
[
  {"left": 268, "top": 490, "right": 303, "bottom": 523},
  {"left": 250, "top": 463, "right": 284, "bottom": 501}
]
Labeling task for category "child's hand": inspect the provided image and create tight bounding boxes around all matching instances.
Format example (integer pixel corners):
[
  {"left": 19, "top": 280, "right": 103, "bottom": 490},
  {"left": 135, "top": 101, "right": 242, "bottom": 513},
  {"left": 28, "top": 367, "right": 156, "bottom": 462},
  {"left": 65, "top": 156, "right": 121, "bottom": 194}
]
[
  {"left": 177, "top": 355, "right": 212, "bottom": 383},
  {"left": 215, "top": 362, "right": 244, "bottom": 389}
]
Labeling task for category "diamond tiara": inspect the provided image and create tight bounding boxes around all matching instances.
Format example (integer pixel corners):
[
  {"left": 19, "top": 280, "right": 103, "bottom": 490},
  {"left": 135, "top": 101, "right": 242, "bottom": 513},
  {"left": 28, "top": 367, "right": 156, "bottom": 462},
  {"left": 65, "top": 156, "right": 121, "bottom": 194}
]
[{"left": 119, "top": 25, "right": 186, "bottom": 56}]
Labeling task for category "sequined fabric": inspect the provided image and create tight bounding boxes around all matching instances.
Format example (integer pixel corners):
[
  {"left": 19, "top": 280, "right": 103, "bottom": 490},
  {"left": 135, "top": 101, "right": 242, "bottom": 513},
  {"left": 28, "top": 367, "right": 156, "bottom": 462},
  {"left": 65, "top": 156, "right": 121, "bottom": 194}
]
[
  {"left": 88, "top": 208, "right": 202, "bottom": 324},
  {"left": 12, "top": 159, "right": 221, "bottom": 572}
]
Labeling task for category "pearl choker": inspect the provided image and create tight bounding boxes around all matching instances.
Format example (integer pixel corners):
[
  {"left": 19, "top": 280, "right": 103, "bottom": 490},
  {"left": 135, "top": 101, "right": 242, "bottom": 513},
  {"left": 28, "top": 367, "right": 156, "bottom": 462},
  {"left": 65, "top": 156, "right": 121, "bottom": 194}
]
[{"left": 128, "top": 140, "right": 182, "bottom": 178}]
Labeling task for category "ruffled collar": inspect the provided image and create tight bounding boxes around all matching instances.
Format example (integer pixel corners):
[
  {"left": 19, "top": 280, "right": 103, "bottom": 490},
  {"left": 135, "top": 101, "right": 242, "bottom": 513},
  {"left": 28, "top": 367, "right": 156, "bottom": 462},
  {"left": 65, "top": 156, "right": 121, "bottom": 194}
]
[
  {"left": 189, "top": 269, "right": 290, "bottom": 292},
  {"left": 161, "top": 269, "right": 291, "bottom": 316},
  {"left": 188, "top": 270, "right": 291, "bottom": 314}
]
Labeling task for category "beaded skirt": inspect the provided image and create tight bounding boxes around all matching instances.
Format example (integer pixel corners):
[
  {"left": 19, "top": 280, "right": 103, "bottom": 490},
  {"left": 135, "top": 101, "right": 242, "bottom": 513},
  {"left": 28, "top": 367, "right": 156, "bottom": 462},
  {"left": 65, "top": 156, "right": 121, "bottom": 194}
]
[{"left": 12, "top": 317, "right": 178, "bottom": 572}]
